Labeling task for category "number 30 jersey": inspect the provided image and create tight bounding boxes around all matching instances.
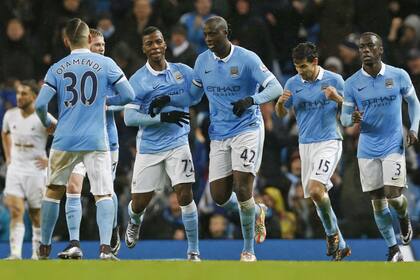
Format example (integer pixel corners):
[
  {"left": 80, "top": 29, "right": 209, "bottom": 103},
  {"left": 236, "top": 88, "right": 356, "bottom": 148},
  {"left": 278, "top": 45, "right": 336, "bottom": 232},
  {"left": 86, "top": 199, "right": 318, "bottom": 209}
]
[{"left": 43, "top": 49, "right": 126, "bottom": 151}]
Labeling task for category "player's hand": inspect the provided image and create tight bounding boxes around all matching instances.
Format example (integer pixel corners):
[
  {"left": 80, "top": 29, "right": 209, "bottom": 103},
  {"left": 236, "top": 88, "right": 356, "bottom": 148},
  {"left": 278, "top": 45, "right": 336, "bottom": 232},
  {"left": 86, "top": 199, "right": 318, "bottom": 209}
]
[
  {"left": 35, "top": 156, "right": 48, "bottom": 169},
  {"left": 407, "top": 130, "right": 418, "bottom": 146},
  {"left": 278, "top": 90, "right": 292, "bottom": 104},
  {"left": 160, "top": 111, "right": 190, "bottom": 127},
  {"left": 323, "top": 86, "right": 343, "bottom": 104},
  {"left": 231, "top": 97, "right": 254, "bottom": 117},
  {"left": 352, "top": 111, "right": 363, "bottom": 123},
  {"left": 46, "top": 121, "right": 56, "bottom": 135},
  {"left": 149, "top": 95, "right": 171, "bottom": 117}
]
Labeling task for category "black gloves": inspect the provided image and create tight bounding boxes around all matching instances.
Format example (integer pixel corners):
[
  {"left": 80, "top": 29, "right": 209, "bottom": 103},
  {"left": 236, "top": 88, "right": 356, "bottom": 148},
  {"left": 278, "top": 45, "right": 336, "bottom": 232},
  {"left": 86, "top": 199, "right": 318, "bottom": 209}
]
[
  {"left": 231, "top": 97, "right": 254, "bottom": 117},
  {"left": 149, "top": 95, "right": 171, "bottom": 117},
  {"left": 160, "top": 111, "right": 190, "bottom": 127}
]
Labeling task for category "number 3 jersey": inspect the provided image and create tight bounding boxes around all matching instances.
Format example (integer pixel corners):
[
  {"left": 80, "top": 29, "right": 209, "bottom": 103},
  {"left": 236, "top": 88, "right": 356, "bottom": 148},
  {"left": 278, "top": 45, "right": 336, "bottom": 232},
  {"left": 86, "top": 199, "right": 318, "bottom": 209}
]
[
  {"left": 2, "top": 108, "right": 49, "bottom": 175},
  {"left": 43, "top": 49, "right": 126, "bottom": 151}
]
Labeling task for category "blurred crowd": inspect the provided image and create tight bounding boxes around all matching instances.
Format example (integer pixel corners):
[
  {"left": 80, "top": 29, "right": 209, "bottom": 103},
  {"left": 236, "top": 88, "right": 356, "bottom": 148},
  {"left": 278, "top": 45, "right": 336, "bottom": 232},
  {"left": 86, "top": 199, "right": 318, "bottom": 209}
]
[{"left": 1, "top": 0, "right": 420, "bottom": 242}]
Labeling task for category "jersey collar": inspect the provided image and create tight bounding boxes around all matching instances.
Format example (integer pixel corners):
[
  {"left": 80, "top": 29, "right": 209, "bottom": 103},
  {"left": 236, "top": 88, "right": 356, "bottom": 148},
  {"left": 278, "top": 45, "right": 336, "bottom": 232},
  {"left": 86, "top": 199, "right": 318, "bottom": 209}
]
[
  {"left": 71, "top": 48, "right": 91, "bottom": 54},
  {"left": 146, "top": 60, "right": 171, "bottom": 76},
  {"left": 361, "top": 62, "right": 386, "bottom": 77},
  {"left": 300, "top": 66, "right": 325, "bottom": 83},
  {"left": 212, "top": 43, "right": 235, "bottom": 63}
]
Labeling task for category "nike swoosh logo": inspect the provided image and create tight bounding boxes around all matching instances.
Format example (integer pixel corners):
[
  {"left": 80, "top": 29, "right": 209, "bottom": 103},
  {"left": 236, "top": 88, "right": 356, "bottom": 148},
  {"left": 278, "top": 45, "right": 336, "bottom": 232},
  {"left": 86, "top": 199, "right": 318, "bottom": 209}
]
[
  {"left": 186, "top": 174, "right": 193, "bottom": 177},
  {"left": 243, "top": 164, "right": 251, "bottom": 167},
  {"left": 315, "top": 172, "right": 323, "bottom": 176},
  {"left": 296, "top": 89, "right": 303, "bottom": 93},
  {"left": 391, "top": 177, "right": 398, "bottom": 180},
  {"left": 357, "top": 86, "right": 367, "bottom": 92},
  {"left": 204, "top": 70, "right": 212, "bottom": 74}
]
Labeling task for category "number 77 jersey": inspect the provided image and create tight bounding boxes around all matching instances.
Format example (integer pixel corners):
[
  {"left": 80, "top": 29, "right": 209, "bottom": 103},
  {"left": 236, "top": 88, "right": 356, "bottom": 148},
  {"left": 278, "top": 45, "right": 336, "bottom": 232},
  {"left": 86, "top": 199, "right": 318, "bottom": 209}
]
[{"left": 43, "top": 49, "right": 126, "bottom": 151}]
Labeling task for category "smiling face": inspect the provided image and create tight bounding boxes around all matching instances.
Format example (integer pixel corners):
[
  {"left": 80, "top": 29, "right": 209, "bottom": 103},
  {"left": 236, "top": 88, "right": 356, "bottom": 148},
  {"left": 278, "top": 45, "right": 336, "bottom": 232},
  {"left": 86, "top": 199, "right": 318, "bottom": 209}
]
[
  {"left": 359, "top": 34, "right": 383, "bottom": 66},
  {"left": 90, "top": 35, "right": 105, "bottom": 55},
  {"left": 142, "top": 30, "right": 167, "bottom": 63}
]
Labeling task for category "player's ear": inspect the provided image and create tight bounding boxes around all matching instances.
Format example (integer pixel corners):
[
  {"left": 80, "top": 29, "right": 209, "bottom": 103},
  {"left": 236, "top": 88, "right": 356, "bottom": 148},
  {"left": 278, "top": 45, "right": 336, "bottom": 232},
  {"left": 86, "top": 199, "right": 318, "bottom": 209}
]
[
  {"left": 87, "top": 33, "right": 92, "bottom": 45},
  {"left": 63, "top": 36, "right": 70, "bottom": 49}
]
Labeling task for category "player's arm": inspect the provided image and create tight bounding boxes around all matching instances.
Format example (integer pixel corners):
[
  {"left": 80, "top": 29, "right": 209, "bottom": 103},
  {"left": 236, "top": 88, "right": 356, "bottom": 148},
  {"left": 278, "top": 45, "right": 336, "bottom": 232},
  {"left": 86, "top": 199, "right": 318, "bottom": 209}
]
[
  {"left": 148, "top": 80, "right": 205, "bottom": 117},
  {"left": 1, "top": 130, "right": 11, "bottom": 166},
  {"left": 323, "top": 86, "right": 343, "bottom": 105},
  {"left": 403, "top": 89, "right": 420, "bottom": 145},
  {"left": 231, "top": 78, "right": 283, "bottom": 117},
  {"left": 107, "top": 78, "right": 135, "bottom": 106},
  {"left": 125, "top": 105, "right": 190, "bottom": 128},
  {"left": 275, "top": 90, "right": 292, "bottom": 118},
  {"left": 35, "top": 84, "right": 56, "bottom": 128}
]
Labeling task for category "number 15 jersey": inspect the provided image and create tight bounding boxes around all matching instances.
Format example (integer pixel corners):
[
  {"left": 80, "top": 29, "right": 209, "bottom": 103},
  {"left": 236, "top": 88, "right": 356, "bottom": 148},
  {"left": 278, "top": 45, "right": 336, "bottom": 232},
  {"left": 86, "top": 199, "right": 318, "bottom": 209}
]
[{"left": 43, "top": 49, "right": 126, "bottom": 151}]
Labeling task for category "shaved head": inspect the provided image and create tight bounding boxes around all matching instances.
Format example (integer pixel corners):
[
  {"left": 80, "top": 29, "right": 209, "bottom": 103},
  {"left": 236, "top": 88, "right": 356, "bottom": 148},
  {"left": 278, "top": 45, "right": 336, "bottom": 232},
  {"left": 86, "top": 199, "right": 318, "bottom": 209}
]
[
  {"left": 360, "top": 32, "right": 383, "bottom": 47},
  {"left": 204, "top": 16, "right": 228, "bottom": 33}
]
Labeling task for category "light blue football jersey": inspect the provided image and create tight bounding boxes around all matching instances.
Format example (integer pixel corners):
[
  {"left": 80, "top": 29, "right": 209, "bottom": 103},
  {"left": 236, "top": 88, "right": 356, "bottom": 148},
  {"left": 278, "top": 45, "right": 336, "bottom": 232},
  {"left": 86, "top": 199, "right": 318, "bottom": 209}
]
[
  {"left": 106, "top": 90, "right": 119, "bottom": 152},
  {"left": 192, "top": 45, "right": 275, "bottom": 140},
  {"left": 128, "top": 62, "right": 192, "bottom": 154},
  {"left": 344, "top": 63, "right": 414, "bottom": 158},
  {"left": 284, "top": 67, "right": 344, "bottom": 144},
  {"left": 43, "top": 49, "right": 126, "bottom": 151}
]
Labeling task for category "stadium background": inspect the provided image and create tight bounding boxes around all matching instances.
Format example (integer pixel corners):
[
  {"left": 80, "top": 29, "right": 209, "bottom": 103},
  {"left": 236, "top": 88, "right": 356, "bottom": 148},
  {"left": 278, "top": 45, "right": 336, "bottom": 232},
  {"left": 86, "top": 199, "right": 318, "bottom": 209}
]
[{"left": 0, "top": 0, "right": 420, "bottom": 261}]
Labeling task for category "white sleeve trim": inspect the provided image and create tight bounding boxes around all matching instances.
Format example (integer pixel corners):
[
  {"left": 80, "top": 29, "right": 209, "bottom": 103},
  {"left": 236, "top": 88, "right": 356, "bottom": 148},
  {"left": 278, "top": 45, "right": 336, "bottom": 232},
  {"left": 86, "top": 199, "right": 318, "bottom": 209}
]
[
  {"left": 125, "top": 104, "right": 140, "bottom": 110},
  {"left": 43, "top": 83, "right": 56, "bottom": 92},
  {"left": 192, "top": 79, "right": 203, "bottom": 88},
  {"left": 404, "top": 87, "right": 415, "bottom": 97},
  {"left": 343, "top": 101, "right": 355, "bottom": 107},
  {"left": 262, "top": 75, "right": 275, "bottom": 88},
  {"left": 115, "top": 76, "right": 128, "bottom": 84}
]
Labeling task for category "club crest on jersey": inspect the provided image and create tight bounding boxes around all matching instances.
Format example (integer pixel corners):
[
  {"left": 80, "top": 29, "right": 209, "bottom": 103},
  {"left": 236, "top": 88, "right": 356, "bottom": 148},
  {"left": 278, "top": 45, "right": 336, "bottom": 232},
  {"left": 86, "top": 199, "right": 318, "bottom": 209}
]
[
  {"left": 230, "top": 66, "right": 239, "bottom": 78},
  {"left": 174, "top": 71, "right": 184, "bottom": 83},
  {"left": 260, "top": 64, "right": 268, "bottom": 72},
  {"left": 385, "top": 79, "right": 394, "bottom": 89}
]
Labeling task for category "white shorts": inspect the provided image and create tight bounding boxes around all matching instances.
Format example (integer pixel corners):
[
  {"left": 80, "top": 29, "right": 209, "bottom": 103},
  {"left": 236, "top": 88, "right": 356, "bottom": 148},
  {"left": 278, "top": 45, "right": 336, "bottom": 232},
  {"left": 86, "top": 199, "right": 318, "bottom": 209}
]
[
  {"left": 209, "top": 126, "right": 264, "bottom": 183},
  {"left": 358, "top": 153, "right": 407, "bottom": 192},
  {"left": 48, "top": 149, "right": 113, "bottom": 196},
  {"left": 71, "top": 150, "right": 119, "bottom": 180},
  {"left": 4, "top": 171, "right": 46, "bottom": 208},
  {"left": 131, "top": 145, "right": 195, "bottom": 193},
  {"left": 299, "top": 140, "right": 342, "bottom": 198}
]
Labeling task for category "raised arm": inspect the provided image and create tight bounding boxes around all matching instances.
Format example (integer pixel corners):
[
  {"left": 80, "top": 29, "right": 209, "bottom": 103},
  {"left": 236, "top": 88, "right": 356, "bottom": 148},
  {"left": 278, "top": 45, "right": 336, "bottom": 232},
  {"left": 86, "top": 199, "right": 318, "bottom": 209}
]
[{"left": 275, "top": 90, "right": 292, "bottom": 118}]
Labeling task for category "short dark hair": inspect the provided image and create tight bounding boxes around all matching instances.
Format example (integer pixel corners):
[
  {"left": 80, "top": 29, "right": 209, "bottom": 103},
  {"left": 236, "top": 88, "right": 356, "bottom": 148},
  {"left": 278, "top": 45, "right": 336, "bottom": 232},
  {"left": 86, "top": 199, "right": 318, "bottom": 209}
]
[
  {"left": 292, "top": 42, "right": 318, "bottom": 63},
  {"left": 360, "top": 32, "right": 383, "bottom": 46},
  {"left": 19, "top": 80, "right": 39, "bottom": 95},
  {"left": 142, "top": 26, "right": 161, "bottom": 38},
  {"left": 65, "top": 18, "right": 89, "bottom": 45}
]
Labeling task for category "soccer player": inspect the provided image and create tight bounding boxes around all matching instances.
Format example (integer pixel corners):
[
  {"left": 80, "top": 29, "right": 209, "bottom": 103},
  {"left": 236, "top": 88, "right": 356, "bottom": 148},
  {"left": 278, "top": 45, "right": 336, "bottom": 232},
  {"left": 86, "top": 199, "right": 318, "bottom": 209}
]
[
  {"left": 57, "top": 29, "right": 122, "bottom": 260},
  {"left": 123, "top": 26, "right": 200, "bottom": 261},
  {"left": 148, "top": 16, "right": 283, "bottom": 261},
  {"left": 35, "top": 18, "right": 134, "bottom": 260},
  {"left": 2, "top": 80, "right": 54, "bottom": 259},
  {"left": 341, "top": 32, "right": 420, "bottom": 261},
  {"left": 275, "top": 42, "right": 350, "bottom": 261}
]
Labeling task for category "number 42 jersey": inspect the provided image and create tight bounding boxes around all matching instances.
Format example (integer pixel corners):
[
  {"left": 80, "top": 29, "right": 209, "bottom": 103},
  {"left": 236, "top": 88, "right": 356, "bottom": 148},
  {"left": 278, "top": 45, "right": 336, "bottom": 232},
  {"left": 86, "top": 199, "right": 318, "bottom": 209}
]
[{"left": 43, "top": 49, "right": 126, "bottom": 151}]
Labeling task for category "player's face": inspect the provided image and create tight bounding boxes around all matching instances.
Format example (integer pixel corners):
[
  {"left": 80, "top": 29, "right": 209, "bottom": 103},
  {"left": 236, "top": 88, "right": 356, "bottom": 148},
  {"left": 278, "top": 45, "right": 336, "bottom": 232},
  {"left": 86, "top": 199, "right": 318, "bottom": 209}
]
[
  {"left": 359, "top": 35, "right": 383, "bottom": 66},
  {"left": 294, "top": 58, "right": 318, "bottom": 81},
  {"left": 16, "top": 85, "right": 35, "bottom": 109},
  {"left": 142, "top": 31, "right": 166, "bottom": 62},
  {"left": 90, "top": 35, "right": 105, "bottom": 55},
  {"left": 203, "top": 23, "right": 227, "bottom": 54}
]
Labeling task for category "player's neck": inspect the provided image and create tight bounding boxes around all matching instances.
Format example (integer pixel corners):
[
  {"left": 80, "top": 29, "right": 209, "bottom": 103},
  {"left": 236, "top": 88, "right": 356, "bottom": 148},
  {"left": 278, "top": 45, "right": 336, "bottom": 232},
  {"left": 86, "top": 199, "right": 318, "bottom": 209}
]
[
  {"left": 20, "top": 105, "right": 35, "bottom": 118},
  {"left": 215, "top": 42, "right": 231, "bottom": 59},
  {"left": 149, "top": 59, "right": 167, "bottom": 71},
  {"left": 363, "top": 61, "right": 382, "bottom": 77},
  {"left": 309, "top": 66, "right": 320, "bottom": 82}
]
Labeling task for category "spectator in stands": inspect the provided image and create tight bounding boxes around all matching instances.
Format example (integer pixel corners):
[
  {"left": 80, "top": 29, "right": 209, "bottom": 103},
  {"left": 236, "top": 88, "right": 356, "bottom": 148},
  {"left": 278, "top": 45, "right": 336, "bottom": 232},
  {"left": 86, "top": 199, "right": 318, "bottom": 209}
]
[
  {"left": 167, "top": 25, "right": 197, "bottom": 68},
  {"left": 0, "top": 19, "right": 37, "bottom": 82},
  {"left": 180, "top": 0, "right": 215, "bottom": 54},
  {"left": 338, "top": 35, "right": 361, "bottom": 78},
  {"left": 229, "top": 0, "right": 274, "bottom": 69},
  {"left": 96, "top": 13, "right": 119, "bottom": 56}
]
